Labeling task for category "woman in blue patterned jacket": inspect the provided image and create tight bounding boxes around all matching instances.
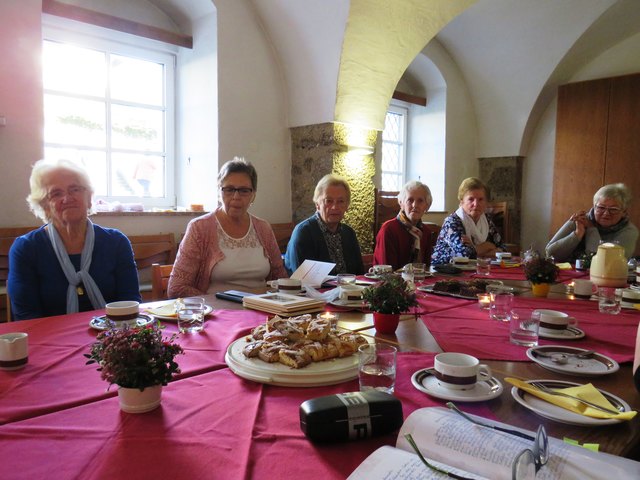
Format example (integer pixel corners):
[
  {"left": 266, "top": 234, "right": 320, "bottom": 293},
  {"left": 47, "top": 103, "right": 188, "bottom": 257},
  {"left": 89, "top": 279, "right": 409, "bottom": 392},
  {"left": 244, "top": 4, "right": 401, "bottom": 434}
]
[{"left": 431, "top": 177, "right": 505, "bottom": 265}]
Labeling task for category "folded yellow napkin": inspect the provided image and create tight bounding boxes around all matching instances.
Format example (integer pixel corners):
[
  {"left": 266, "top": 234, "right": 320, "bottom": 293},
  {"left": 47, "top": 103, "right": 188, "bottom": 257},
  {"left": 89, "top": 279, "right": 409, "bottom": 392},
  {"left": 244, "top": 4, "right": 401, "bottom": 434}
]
[
  {"left": 556, "top": 262, "right": 573, "bottom": 270},
  {"left": 146, "top": 302, "right": 178, "bottom": 317},
  {"left": 633, "top": 304, "right": 640, "bottom": 311},
  {"left": 506, "top": 377, "right": 636, "bottom": 420}
]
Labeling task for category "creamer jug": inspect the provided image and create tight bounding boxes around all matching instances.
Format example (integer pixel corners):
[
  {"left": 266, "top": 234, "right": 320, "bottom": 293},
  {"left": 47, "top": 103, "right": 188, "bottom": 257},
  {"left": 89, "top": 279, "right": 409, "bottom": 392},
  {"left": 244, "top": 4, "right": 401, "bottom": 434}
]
[{"left": 590, "top": 242, "right": 628, "bottom": 287}]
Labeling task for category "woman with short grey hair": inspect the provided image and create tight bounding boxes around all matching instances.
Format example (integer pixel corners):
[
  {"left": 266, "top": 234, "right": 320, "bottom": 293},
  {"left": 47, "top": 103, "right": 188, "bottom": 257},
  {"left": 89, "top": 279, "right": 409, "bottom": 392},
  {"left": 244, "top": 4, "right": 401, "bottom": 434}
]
[
  {"left": 373, "top": 180, "right": 436, "bottom": 270},
  {"left": 546, "top": 183, "right": 638, "bottom": 261}
]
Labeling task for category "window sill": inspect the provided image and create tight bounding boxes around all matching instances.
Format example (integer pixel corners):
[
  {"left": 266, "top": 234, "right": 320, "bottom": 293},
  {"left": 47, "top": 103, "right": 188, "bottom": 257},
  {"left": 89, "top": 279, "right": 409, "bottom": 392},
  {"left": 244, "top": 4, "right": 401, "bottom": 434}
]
[{"left": 93, "top": 210, "right": 208, "bottom": 218}]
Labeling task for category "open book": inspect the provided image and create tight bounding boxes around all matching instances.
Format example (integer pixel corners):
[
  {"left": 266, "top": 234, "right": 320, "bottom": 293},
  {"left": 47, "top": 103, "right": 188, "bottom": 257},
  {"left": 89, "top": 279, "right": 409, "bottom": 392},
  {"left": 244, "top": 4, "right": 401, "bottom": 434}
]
[{"left": 348, "top": 407, "right": 640, "bottom": 480}]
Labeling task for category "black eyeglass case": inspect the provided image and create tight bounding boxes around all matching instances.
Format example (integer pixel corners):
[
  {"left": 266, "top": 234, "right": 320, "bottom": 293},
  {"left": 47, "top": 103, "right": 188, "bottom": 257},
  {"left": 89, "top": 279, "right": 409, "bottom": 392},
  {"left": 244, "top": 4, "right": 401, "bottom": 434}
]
[{"left": 299, "top": 391, "right": 403, "bottom": 442}]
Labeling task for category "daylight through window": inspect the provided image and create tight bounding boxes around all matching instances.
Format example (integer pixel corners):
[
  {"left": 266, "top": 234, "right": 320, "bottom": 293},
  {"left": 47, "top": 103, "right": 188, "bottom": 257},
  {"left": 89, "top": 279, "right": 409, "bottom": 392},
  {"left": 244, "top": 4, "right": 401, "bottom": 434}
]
[{"left": 381, "top": 106, "right": 407, "bottom": 191}]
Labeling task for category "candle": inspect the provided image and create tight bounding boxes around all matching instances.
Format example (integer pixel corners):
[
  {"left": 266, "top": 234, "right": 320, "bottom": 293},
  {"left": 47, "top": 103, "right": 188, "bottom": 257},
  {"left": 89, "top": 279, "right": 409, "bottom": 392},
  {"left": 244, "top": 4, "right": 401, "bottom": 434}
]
[
  {"left": 566, "top": 281, "right": 575, "bottom": 294},
  {"left": 318, "top": 311, "right": 338, "bottom": 327},
  {"left": 477, "top": 293, "right": 490, "bottom": 309}
]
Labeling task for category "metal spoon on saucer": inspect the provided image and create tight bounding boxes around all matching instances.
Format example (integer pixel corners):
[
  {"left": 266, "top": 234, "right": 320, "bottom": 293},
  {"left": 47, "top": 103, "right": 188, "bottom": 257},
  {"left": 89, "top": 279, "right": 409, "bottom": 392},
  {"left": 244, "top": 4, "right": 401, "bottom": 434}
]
[{"left": 534, "top": 350, "right": 595, "bottom": 364}]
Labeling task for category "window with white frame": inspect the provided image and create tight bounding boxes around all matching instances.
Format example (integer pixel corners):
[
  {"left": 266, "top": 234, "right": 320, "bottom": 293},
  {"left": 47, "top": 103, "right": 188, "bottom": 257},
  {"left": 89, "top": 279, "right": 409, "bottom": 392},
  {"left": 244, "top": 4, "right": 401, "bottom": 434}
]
[
  {"left": 42, "top": 19, "right": 176, "bottom": 207},
  {"left": 380, "top": 105, "right": 407, "bottom": 191}
]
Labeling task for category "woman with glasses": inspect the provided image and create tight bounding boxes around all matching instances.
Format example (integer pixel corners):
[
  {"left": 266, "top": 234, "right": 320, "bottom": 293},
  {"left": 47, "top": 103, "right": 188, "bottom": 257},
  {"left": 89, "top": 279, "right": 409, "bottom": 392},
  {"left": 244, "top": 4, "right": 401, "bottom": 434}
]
[
  {"left": 8, "top": 159, "right": 140, "bottom": 320},
  {"left": 546, "top": 183, "right": 638, "bottom": 262},
  {"left": 284, "top": 174, "right": 364, "bottom": 275},
  {"left": 431, "top": 177, "right": 506, "bottom": 265},
  {"left": 373, "top": 180, "right": 437, "bottom": 270},
  {"left": 168, "top": 157, "right": 286, "bottom": 297}
]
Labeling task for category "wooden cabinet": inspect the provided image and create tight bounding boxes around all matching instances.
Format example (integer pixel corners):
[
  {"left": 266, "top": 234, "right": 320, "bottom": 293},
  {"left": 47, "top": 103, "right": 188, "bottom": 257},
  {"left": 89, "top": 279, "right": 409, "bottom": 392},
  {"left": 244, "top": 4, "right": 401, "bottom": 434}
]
[{"left": 551, "top": 73, "right": 640, "bottom": 256}]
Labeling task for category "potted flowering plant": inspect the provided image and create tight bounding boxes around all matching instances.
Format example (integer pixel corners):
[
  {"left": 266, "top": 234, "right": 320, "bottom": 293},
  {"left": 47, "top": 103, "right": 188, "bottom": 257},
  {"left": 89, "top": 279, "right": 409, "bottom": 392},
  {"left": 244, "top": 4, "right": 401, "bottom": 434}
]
[
  {"left": 523, "top": 255, "right": 559, "bottom": 297},
  {"left": 85, "top": 325, "right": 184, "bottom": 413},
  {"left": 362, "top": 274, "right": 417, "bottom": 334}
]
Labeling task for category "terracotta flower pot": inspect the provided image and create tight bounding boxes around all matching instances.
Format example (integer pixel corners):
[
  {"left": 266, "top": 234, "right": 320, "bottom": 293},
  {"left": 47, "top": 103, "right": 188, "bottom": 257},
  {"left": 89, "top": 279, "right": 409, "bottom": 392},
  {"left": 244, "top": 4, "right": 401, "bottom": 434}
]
[
  {"left": 118, "top": 385, "right": 162, "bottom": 413},
  {"left": 530, "top": 283, "right": 551, "bottom": 297},
  {"left": 373, "top": 312, "right": 400, "bottom": 334}
]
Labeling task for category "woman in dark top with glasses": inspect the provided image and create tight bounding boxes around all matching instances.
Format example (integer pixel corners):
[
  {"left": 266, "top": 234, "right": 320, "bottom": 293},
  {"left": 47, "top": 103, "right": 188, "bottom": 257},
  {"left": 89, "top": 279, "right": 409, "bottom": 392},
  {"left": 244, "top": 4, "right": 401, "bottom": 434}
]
[{"left": 546, "top": 183, "right": 638, "bottom": 262}]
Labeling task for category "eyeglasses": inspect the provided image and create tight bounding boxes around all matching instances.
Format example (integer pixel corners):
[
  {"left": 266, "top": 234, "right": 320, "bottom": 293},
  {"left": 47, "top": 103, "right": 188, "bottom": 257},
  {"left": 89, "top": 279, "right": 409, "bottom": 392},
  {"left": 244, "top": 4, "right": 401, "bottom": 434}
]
[
  {"left": 321, "top": 197, "right": 347, "bottom": 208},
  {"left": 220, "top": 186, "right": 254, "bottom": 197},
  {"left": 47, "top": 185, "right": 86, "bottom": 202},
  {"left": 594, "top": 204, "right": 622, "bottom": 215},
  {"left": 445, "top": 402, "right": 548, "bottom": 480},
  {"left": 404, "top": 433, "right": 474, "bottom": 480}
]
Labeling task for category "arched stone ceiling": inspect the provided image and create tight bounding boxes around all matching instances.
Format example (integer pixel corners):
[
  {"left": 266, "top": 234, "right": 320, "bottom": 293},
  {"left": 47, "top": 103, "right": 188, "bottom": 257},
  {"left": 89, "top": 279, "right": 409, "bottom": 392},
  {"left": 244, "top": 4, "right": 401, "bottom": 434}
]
[{"left": 334, "top": 0, "right": 474, "bottom": 131}]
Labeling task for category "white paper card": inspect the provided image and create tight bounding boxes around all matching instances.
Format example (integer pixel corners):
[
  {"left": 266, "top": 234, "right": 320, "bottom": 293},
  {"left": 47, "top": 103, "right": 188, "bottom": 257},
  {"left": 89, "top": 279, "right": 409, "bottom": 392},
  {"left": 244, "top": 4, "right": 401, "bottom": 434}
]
[{"left": 290, "top": 259, "right": 335, "bottom": 287}]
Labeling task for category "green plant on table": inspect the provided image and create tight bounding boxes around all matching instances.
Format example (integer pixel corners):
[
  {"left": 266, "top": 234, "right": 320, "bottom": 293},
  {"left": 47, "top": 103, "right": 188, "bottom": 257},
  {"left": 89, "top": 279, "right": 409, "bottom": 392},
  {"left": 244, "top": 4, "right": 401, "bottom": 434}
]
[{"left": 362, "top": 273, "right": 417, "bottom": 314}]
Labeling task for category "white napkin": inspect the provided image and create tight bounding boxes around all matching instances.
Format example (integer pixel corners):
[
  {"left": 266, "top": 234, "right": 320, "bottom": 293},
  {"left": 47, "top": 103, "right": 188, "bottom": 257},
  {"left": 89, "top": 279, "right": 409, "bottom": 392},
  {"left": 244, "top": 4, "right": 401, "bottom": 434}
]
[{"left": 304, "top": 285, "right": 340, "bottom": 302}]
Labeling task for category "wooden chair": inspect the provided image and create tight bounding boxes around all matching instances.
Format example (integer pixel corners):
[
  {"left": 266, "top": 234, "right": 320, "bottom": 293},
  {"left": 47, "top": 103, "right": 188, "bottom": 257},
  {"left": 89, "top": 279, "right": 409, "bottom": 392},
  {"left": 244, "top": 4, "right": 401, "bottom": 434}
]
[
  {"left": 270, "top": 222, "right": 295, "bottom": 255},
  {"left": 486, "top": 202, "right": 519, "bottom": 253},
  {"left": 151, "top": 263, "right": 173, "bottom": 301},
  {"left": 128, "top": 234, "right": 177, "bottom": 301},
  {"left": 0, "top": 226, "right": 40, "bottom": 322},
  {"left": 373, "top": 189, "right": 400, "bottom": 239}
]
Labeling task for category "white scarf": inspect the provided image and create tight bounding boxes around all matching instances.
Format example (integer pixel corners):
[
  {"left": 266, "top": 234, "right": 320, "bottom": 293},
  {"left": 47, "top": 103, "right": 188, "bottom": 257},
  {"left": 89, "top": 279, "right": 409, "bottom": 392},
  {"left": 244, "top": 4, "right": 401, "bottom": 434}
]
[
  {"left": 47, "top": 219, "right": 106, "bottom": 313},
  {"left": 455, "top": 206, "right": 489, "bottom": 245}
]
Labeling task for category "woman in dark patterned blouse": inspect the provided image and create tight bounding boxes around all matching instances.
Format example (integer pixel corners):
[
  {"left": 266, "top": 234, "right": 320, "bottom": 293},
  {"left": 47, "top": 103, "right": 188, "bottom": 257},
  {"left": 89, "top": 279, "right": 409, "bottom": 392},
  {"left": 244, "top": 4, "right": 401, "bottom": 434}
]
[{"left": 431, "top": 177, "right": 505, "bottom": 265}]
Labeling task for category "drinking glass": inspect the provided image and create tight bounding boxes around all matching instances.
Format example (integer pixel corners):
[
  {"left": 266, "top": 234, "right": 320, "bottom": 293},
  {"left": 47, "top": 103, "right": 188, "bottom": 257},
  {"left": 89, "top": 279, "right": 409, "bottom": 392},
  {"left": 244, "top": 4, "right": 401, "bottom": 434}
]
[
  {"left": 336, "top": 273, "right": 356, "bottom": 286},
  {"left": 177, "top": 296, "right": 206, "bottom": 333},
  {"left": 358, "top": 343, "right": 396, "bottom": 394},
  {"left": 476, "top": 257, "right": 491, "bottom": 276},
  {"left": 509, "top": 308, "right": 540, "bottom": 347},
  {"left": 490, "top": 291, "right": 514, "bottom": 322},
  {"left": 598, "top": 287, "right": 622, "bottom": 315}
]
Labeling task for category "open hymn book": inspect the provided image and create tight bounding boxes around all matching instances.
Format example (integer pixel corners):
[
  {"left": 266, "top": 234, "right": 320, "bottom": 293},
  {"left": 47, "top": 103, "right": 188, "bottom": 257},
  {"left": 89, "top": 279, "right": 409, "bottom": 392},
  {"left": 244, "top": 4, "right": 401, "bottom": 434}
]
[{"left": 348, "top": 407, "right": 640, "bottom": 480}]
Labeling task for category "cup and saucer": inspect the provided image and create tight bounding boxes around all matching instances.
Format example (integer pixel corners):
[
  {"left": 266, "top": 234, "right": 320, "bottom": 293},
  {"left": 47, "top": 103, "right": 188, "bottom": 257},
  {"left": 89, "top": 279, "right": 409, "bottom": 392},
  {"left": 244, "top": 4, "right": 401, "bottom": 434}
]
[
  {"left": 536, "top": 309, "right": 585, "bottom": 340},
  {"left": 411, "top": 352, "right": 503, "bottom": 402}
]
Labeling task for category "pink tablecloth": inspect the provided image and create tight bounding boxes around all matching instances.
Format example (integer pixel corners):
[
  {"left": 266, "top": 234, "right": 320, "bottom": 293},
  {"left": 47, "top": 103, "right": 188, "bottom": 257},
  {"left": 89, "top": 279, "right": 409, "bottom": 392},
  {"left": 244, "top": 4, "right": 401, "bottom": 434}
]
[
  {"left": 422, "top": 296, "right": 639, "bottom": 362},
  {"left": 0, "top": 308, "right": 268, "bottom": 424},
  {"left": 0, "top": 353, "right": 496, "bottom": 479}
]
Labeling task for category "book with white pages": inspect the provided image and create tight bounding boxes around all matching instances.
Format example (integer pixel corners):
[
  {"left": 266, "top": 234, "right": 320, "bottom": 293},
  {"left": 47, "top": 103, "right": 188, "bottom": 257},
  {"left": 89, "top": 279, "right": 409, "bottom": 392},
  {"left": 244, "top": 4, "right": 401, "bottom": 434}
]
[
  {"left": 348, "top": 407, "right": 640, "bottom": 480},
  {"left": 242, "top": 292, "right": 325, "bottom": 316}
]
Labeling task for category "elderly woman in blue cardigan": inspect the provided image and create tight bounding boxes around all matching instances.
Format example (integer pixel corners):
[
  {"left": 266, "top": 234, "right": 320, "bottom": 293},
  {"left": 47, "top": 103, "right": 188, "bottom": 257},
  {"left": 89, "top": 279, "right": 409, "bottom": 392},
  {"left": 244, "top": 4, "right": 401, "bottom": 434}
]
[{"left": 285, "top": 174, "right": 364, "bottom": 275}]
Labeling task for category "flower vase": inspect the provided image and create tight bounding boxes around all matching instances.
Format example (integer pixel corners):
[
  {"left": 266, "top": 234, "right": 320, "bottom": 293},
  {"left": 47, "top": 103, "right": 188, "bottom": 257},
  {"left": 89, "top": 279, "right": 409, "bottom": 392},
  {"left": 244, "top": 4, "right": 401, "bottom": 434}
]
[
  {"left": 373, "top": 312, "right": 400, "bottom": 334},
  {"left": 530, "top": 283, "right": 551, "bottom": 297},
  {"left": 118, "top": 385, "right": 162, "bottom": 413}
]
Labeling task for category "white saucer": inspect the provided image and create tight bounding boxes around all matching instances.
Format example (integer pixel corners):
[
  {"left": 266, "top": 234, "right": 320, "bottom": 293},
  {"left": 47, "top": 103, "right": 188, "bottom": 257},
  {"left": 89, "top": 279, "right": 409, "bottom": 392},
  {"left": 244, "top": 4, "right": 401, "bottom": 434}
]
[
  {"left": 329, "top": 298, "right": 366, "bottom": 309},
  {"left": 511, "top": 379, "right": 630, "bottom": 426},
  {"left": 538, "top": 325, "right": 585, "bottom": 340},
  {"left": 364, "top": 273, "right": 381, "bottom": 280},
  {"left": 411, "top": 368, "right": 503, "bottom": 402},
  {"left": 526, "top": 346, "right": 619, "bottom": 376},
  {"left": 90, "top": 314, "right": 156, "bottom": 331}
]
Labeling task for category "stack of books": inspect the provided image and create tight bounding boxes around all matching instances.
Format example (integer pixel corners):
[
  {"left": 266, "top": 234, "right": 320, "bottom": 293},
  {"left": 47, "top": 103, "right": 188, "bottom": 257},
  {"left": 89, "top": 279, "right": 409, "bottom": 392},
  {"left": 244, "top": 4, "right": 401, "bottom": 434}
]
[{"left": 242, "top": 292, "right": 325, "bottom": 316}]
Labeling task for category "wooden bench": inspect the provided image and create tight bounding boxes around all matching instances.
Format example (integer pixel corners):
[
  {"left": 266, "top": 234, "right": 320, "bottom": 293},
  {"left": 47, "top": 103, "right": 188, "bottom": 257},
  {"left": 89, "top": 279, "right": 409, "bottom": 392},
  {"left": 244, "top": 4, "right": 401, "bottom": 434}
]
[
  {"left": 0, "top": 226, "right": 40, "bottom": 322},
  {"left": 128, "top": 234, "right": 177, "bottom": 301}
]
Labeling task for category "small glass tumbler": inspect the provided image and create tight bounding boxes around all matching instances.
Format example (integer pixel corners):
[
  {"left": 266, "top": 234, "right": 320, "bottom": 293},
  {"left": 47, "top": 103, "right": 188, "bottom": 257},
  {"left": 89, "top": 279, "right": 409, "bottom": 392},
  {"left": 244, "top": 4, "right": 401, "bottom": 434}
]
[
  {"left": 489, "top": 291, "right": 514, "bottom": 322},
  {"left": 598, "top": 287, "right": 622, "bottom": 315},
  {"left": 476, "top": 257, "right": 491, "bottom": 276},
  {"left": 509, "top": 308, "right": 540, "bottom": 347},
  {"left": 336, "top": 273, "right": 356, "bottom": 286},
  {"left": 177, "top": 296, "right": 206, "bottom": 333},
  {"left": 358, "top": 343, "right": 397, "bottom": 394}
]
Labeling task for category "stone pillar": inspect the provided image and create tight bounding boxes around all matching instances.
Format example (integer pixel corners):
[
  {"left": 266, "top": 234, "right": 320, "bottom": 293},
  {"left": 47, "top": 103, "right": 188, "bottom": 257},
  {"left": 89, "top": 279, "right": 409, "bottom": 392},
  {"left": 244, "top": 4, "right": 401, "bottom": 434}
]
[
  {"left": 290, "top": 122, "right": 378, "bottom": 253},
  {"left": 478, "top": 156, "right": 524, "bottom": 247}
]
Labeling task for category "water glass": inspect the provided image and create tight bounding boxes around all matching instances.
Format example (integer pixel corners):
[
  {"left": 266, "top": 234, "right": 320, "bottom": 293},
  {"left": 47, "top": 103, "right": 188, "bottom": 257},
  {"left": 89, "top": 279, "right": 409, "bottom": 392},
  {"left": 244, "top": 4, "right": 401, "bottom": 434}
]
[
  {"left": 358, "top": 343, "right": 397, "bottom": 394},
  {"left": 177, "top": 296, "right": 206, "bottom": 333},
  {"left": 489, "top": 291, "right": 514, "bottom": 322},
  {"left": 509, "top": 308, "right": 540, "bottom": 347},
  {"left": 598, "top": 287, "right": 622, "bottom": 315},
  {"left": 476, "top": 257, "right": 491, "bottom": 276}
]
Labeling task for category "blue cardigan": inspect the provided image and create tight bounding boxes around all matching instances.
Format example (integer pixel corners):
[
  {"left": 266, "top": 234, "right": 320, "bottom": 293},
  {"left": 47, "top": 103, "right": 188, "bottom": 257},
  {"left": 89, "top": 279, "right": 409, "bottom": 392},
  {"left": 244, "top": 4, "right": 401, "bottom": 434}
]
[
  {"left": 8, "top": 224, "right": 141, "bottom": 320},
  {"left": 284, "top": 215, "right": 364, "bottom": 275}
]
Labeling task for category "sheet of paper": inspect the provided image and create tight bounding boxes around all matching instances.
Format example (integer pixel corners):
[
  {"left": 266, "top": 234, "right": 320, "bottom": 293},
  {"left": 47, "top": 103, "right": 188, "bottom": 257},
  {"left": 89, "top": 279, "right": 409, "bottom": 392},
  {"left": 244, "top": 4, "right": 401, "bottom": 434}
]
[{"left": 290, "top": 259, "right": 335, "bottom": 287}]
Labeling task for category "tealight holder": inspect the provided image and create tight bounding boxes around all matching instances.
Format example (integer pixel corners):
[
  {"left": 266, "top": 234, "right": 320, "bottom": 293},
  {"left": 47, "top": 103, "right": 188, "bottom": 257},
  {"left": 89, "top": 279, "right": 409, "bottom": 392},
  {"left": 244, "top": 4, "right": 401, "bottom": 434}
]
[
  {"left": 477, "top": 293, "right": 490, "bottom": 310},
  {"left": 566, "top": 281, "right": 575, "bottom": 295},
  {"left": 317, "top": 311, "right": 338, "bottom": 328}
]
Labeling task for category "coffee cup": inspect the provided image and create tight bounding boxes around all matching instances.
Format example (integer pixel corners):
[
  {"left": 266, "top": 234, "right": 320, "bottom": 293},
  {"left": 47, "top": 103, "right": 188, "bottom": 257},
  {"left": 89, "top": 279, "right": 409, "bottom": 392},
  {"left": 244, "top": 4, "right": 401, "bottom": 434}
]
[
  {"left": 368, "top": 264, "right": 392, "bottom": 276},
  {"left": 0, "top": 332, "right": 29, "bottom": 370},
  {"left": 270, "top": 278, "right": 303, "bottom": 294},
  {"left": 433, "top": 352, "right": 492, "bottom": 390},
  {"left": 621, "top": 288, "right": 640, "bottom": 304},
  {"left": 339, "top": 285, "right": 365, "bottom": 302},
  {"left": 573, "top": 279, "right": 596, "bottom": 299},
  {"left": 537, "top": 309, "right": 577, "bottom": 334},
  {"left": 105, "top": 301, "right": 140, "bottom": 328},
  {"left": 451, "top": 256, "right": 470, "bottom": 266}
]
